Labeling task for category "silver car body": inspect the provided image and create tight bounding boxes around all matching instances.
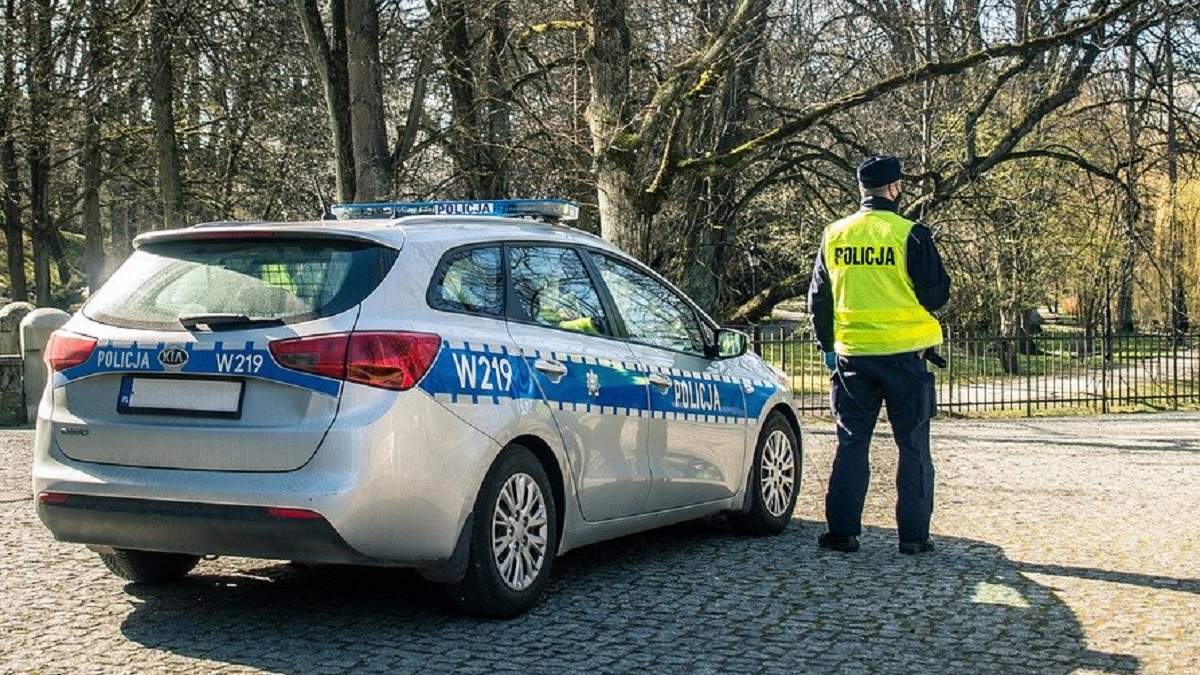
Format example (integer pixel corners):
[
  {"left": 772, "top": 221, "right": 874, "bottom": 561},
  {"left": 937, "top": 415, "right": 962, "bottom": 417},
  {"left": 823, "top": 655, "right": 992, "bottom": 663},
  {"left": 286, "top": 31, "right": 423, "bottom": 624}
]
[{"left": 33, "top": 212, "right": 797, "bottom": 580}]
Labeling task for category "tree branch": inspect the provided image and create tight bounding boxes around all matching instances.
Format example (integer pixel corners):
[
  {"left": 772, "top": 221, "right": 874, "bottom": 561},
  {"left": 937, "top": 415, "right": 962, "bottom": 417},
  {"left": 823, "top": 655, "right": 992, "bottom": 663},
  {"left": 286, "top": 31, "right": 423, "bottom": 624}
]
[{"left": 679, "top": 0, "right": 1146, "bottom": 173}]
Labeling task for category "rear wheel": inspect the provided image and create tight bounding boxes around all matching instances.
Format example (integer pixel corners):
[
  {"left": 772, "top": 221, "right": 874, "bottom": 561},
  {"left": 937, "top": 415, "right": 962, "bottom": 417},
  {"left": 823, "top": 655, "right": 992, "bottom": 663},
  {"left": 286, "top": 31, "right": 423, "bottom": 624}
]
[
  {"left": 445, "top": 445, "right": 558, "bottom": 618},
  {"left": 729, "top": 412, "right": 800, "bottom": 535},
  {"left": 98, "top": 549, "right": 200, "bottom": 585}
]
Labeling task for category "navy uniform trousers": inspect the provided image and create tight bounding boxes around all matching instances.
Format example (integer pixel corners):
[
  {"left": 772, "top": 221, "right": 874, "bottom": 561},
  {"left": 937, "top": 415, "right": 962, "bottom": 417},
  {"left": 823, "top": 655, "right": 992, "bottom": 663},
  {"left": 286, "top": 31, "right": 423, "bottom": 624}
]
[{"left": 826, "top": 351, "right": 936, "bottom": 543}]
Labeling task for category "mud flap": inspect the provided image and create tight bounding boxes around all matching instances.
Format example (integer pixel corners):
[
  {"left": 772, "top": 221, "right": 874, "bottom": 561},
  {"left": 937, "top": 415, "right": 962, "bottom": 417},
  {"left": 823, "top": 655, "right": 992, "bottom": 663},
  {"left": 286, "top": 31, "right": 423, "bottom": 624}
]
[{"left": 418, "top": 513, "right": 473, "bottom": 584}]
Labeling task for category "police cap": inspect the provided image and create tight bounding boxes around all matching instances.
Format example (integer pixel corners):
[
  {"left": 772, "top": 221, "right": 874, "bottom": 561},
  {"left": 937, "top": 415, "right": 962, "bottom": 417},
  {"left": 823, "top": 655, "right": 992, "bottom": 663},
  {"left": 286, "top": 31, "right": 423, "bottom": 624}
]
[{"left": 857, "top": 155, "right": 902, "bottom": 188}]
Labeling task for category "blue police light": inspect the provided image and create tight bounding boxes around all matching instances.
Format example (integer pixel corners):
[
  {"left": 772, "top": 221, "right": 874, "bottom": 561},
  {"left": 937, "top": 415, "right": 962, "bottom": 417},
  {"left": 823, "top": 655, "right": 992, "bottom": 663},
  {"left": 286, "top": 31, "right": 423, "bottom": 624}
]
[{"left": 330, "top": 199, "right": 579, "bottom": 222}]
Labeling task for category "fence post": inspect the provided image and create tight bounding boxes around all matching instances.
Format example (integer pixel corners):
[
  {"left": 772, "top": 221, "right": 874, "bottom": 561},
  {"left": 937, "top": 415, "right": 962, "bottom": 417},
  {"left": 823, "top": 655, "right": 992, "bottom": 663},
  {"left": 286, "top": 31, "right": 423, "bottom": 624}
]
[
  {"left": 1173, "top": 331, "right": 1179, "bottom": 411},
  {"left": 781, "top": 326, "right": 788, "bottom": 383},
  {"left": 946, "top": 328, "right": 954, "bottom": 417},
  {"left": 752, "top": 325, "right": 762, "bottom": 356},
  {"left": 1102, "top": 309, "right": 1111, "bottom": 414},
  {"left": 1025, "top": 337, "right": 1032, "bottom": 418}
]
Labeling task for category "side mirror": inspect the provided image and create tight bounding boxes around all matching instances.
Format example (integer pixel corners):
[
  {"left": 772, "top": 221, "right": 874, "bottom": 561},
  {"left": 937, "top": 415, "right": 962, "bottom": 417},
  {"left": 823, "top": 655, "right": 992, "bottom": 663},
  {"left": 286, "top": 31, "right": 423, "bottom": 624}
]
[{"left": 715, "top": 328, "right": 748, "bottom": 359}]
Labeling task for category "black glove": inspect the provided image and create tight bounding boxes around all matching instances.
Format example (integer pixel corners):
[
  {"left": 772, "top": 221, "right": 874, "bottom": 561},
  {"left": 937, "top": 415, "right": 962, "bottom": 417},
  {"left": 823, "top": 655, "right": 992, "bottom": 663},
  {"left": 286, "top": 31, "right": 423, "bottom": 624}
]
[{"left": 925, "top": 349, "right": 947, "bottom": 369}]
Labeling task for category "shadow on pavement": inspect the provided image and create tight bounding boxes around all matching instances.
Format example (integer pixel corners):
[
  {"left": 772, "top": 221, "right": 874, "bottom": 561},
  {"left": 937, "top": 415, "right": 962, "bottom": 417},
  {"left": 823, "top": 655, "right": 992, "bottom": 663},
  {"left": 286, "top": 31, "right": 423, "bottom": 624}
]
[
  {"left": 1016, "top": 561, "right": 1200, "bottom": 595},
  {"left": 120, "top": 520, "right": 1141, "bottom": 674}
]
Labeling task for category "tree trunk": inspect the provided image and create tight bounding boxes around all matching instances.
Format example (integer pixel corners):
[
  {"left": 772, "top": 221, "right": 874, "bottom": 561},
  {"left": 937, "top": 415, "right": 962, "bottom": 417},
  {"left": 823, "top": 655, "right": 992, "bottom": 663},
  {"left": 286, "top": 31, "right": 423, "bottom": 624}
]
[
  {"left": 26, "top": 0, "right": 54, "bottom": 305},
  {"left": 1115, "top": 3, "right": 1140, "bottom": 333},
  {"left": 345, "top": 0, "right": 389, "bottom": 202},
  {"left": 582, "top": 0, "right": 645, "bottom": 254},
  {"left": 434, "top": 0, "right": 513, "bottom": 199},
  {"left": 674, "top": 0, "right": 769, "bottom": 315},
  {"left": 81, "top": 0, "right": 109, "bottom": 289},
  {"left": 295, "top": 0, "right": 355, "bottom": 203},
  {"left": 1163, "top": 14, "right": 1187, "bottom": 336},
  {"left": 0, "top": 0, "right": 26, "bottom": 301},
  {"left": 149, "top": 0, "right": 184, "bottom": 229},
  {"left": 595, "top": 166, "right": 649, "bottom": 258},
  {"left": 996, "top": 307, "right": 1022, "bottom": 375},
  {"left": 482, "top": 0, "right": 511, "bottom": 198},
  {"left": 0, "top": 134, "right": 23, "bottom": 301}
]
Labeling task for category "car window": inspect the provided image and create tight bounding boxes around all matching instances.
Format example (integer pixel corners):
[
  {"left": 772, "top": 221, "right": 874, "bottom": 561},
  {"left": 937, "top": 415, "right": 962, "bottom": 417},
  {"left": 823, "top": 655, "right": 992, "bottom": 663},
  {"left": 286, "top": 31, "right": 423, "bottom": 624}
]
[
  {"left": 430, "top": 246, "right": 504, "bottom": 316},
  {"left": 509, "top": 246, "right": 609, "bottom": 336},
  {"left": 590, "top": 253, "right": 707, "bottom": 355},
  {"left": 84, "top": 238, "right": 396, "bottom": 330}
]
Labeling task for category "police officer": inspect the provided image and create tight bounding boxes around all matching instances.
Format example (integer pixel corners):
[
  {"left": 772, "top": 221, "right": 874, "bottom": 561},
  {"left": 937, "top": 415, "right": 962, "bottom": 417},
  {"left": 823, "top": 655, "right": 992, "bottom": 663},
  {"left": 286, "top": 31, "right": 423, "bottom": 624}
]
[{"left": 807, "top": 155, "right": 951, "bottom": 554}]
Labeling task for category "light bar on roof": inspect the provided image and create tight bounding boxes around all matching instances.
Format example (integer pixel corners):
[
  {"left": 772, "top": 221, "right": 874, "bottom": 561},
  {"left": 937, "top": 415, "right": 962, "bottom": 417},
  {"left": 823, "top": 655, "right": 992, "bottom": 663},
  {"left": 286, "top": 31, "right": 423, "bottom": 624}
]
[{"left": 330, "top": 199, "right": 579, "bottom": 222}]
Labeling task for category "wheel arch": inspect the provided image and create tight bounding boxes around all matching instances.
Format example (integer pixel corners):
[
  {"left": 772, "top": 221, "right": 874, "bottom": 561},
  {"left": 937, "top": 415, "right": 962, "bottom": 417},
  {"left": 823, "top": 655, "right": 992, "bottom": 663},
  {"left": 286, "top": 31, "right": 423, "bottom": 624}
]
[
  {"left": 738, "top": 402, "right": 803, "bottom": 513},
  {"left": 768, "top": 402, "right": 802, "bottom": 448},
  {"left": 509, "top": 433, "right": 567, "bottom": 550}
]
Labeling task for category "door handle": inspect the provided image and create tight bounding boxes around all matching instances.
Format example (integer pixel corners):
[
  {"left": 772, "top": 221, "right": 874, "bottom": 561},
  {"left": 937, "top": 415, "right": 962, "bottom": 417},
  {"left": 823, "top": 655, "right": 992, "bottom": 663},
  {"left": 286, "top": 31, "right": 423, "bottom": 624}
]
[
  {"left": 534, "top": 358, "right": 569, "bottom": 383},
  {"left": 647, "top": 373, "right": 673, "bottom": 391}
]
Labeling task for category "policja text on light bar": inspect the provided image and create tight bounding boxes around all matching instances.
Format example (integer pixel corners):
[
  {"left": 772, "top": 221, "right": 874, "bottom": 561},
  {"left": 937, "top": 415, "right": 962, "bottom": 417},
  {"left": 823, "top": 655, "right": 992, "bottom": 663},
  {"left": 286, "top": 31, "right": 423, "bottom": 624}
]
[{"left": 330, "top": 199, "right": 579, "bottom": 222}]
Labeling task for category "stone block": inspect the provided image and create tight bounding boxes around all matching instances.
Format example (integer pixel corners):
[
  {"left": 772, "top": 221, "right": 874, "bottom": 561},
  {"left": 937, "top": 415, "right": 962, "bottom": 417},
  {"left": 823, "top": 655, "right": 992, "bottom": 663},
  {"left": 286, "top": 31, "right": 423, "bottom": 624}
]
[{"left": 21, "top": 308, "right": 71, "bottom": 423}]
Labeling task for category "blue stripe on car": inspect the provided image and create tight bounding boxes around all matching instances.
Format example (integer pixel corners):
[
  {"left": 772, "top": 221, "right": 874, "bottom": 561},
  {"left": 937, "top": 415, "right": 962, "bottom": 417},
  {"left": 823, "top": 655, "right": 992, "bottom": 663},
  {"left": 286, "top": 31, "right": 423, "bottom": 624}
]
[
  {"left": 54, "top": 341, "right": 342, "bottom": 397},
  {"left": 419, "top": 341, "right": 778, "bottom": 424}
]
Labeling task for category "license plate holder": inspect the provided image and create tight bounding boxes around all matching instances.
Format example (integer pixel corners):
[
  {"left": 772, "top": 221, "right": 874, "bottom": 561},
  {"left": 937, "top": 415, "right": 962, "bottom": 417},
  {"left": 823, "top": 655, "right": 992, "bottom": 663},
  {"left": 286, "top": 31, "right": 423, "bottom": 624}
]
[{"left": 118, "top": 376, "right": 244, "bottom": 419}]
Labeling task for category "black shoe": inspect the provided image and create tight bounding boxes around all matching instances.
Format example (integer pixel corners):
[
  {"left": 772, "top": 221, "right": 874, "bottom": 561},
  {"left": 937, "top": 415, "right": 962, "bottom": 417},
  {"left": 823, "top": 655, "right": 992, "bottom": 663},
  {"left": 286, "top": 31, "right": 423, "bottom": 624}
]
[
  {"left": 818, "top": 533, "right": 860, "bottom": 552},
  {"left": 898, "top": 540, "right": 935, "bottom": 555}
]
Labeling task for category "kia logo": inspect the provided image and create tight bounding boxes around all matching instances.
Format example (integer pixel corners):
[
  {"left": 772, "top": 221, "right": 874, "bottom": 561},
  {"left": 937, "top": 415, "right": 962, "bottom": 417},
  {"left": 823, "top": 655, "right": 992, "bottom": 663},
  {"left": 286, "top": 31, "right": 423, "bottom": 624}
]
[{"left": 158, "top": 347, "right": 189, "bottom": 367}]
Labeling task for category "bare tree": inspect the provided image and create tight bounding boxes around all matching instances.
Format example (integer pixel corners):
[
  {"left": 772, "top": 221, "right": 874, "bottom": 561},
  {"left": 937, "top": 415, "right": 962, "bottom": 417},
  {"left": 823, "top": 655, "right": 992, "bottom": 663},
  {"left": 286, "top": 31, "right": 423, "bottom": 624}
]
[
  {"left": 26, "top": 0, "right": 56, "bottom": 304},
  {"left": 432, "top": 0, "right": 514, "bottom": 198},
  {"left": 81, "top": 0, "right": 111, "bottom": 289},
  {"left": 0, "top": 0, "right": 27, "bottom": 300},
  {"left": 346, "top": 0, "right": 391, "bottom": 202},
  {"left": 295, "top": 0, "right": 356, "bottom": 203},
  {"left": 148, "top": 0, "right": 184, "bottom": 230}
]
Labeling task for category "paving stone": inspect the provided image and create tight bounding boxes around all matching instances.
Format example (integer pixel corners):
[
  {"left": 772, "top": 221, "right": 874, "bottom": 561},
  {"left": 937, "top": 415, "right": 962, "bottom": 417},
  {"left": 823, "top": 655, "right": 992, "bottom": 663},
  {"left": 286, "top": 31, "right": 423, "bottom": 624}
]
[{"left": 2, "top": 416, "right": 1198, "bottom": 673}]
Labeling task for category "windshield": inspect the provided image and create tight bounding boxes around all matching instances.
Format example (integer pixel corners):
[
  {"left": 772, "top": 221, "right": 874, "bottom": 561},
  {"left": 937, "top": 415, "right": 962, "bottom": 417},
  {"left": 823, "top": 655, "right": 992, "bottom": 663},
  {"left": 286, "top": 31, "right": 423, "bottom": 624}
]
[{"left": 84, "top": 237, "right": 398, "bottom": 330}]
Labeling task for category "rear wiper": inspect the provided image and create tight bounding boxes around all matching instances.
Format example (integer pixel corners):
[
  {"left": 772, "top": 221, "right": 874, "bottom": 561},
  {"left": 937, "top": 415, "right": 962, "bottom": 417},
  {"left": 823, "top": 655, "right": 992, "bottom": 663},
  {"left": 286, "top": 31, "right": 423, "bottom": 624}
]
[{"left": 178, "top": 313, "right": 285, "bottom": 331}]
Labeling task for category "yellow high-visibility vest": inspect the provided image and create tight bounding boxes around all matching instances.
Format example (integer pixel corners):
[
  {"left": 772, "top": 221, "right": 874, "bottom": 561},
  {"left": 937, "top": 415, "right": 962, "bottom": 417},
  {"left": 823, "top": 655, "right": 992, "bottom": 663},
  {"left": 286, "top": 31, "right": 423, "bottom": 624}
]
[
  {"left": 259, "top": 263, "right": 298, "bottom": 294},
  {"left": 822, "top": 209, "right": 943, "bottom": 355}
]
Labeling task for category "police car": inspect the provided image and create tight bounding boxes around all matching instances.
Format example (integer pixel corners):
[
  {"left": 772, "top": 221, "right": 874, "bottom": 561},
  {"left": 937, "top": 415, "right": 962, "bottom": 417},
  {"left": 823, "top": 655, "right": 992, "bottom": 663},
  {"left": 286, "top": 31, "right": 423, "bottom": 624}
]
[{"left": 32, "top": 199, "right": 800, "bottom": 617}]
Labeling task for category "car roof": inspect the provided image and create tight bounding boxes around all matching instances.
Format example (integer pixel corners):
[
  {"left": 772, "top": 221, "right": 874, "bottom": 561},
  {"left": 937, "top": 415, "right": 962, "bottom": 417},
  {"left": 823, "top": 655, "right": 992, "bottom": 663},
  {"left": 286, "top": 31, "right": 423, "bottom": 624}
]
[{"left": 133, "top": 216, "right": 623, "bottom": 254}]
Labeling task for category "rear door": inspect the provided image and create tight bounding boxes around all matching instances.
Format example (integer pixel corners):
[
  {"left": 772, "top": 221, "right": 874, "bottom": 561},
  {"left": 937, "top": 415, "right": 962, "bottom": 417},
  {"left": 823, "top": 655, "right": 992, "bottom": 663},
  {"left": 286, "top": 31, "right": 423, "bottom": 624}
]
[
  {"left": 48, "top": 234, "right": 397, "bottom": 471},
  {"left": 504, "top": 244, "right": 653, "bottom": 521}
]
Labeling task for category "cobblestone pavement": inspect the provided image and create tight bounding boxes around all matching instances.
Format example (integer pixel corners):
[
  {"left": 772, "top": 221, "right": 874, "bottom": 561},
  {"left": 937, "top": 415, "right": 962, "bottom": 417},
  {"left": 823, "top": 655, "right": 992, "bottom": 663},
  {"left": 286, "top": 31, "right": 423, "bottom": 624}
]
[{"left": 2, "top": 414, "right": 1199, "bottom": 674}]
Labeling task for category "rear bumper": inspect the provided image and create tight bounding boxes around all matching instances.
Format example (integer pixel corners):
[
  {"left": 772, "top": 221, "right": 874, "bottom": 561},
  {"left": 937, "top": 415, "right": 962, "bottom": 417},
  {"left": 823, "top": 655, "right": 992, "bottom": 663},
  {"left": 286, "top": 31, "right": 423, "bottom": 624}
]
[
  {"left": 32, "top": 386, "right": 502, "bottom": 569},
  {"left": 37, "top": 494, "right": 382, "bottom": 565}
]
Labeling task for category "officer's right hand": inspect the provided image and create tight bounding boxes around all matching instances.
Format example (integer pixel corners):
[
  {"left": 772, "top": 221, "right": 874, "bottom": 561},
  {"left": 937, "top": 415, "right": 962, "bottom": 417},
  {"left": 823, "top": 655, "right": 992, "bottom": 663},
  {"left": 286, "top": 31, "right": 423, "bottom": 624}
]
[{"left": 824, "top": 351, "right": 837, "bottom": 371}]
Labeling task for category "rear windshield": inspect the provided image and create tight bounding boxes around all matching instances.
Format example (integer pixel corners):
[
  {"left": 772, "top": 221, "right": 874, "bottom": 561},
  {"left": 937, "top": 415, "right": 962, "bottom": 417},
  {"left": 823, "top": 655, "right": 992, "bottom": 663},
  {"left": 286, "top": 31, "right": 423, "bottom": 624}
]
[{"left": 84, "top": 237, "right": 398, "bottom": 330}]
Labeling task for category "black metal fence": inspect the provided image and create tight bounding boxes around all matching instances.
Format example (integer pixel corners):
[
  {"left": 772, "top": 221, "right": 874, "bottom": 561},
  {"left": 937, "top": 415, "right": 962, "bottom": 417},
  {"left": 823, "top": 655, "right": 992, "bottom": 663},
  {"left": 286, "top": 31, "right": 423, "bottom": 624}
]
[{"left": 748, "top": 326, "right": 1200, "bottom": 417}]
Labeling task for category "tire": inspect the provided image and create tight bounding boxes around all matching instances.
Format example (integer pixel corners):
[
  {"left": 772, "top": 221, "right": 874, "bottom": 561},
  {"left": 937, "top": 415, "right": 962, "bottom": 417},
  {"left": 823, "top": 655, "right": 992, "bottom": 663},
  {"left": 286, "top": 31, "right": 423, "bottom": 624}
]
[
  {"left": 98, "top": 548, "right": 200, "bottom": 585},
  {"left": 728, "top": 411, "right": 800, "bottom": 535},
  {"left": 445, "top": 445, "right": 558, "bottom": 618}
]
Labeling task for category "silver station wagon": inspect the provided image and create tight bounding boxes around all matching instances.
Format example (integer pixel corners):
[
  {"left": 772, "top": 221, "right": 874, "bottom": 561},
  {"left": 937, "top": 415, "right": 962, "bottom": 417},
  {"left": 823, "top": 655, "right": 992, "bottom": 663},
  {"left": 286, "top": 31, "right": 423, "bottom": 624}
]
[{"left": 32, "top": 199, "right": 801, "bottom": 617}]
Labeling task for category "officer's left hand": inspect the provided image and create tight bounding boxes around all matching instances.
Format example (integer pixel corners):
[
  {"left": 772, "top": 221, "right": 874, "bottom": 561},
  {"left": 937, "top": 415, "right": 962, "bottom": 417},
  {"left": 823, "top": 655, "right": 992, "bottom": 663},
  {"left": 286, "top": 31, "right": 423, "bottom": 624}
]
[{"left": 824, "top": 351, "right": 837, "bottom": 371}]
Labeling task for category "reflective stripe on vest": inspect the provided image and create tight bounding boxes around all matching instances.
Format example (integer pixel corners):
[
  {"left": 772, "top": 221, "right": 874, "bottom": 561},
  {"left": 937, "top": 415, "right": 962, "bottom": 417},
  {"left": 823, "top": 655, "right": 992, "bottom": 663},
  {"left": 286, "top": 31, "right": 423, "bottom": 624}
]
[{"left": 822, "top": 210, "right": 943, "bottom": 355}]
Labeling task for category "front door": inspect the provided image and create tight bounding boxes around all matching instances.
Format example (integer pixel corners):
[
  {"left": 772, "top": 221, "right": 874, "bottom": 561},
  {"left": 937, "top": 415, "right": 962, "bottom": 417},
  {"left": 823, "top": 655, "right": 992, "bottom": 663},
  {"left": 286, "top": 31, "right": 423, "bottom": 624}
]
[{"left": 587, "top": 252, "right": 748, "bottom": 511}]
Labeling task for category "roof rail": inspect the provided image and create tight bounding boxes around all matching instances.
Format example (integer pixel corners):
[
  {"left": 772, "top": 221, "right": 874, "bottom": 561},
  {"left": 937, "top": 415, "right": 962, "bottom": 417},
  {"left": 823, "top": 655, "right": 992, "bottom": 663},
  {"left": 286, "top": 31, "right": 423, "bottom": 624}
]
[{"left": 330, "top": 199, "right": 579, "bottom": 223}]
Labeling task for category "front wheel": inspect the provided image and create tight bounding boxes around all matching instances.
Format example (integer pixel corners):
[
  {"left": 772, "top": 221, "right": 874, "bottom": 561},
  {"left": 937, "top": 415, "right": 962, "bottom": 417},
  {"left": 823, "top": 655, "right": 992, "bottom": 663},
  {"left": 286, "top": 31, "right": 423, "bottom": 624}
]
[
  {"left": 445, "top": 445, "right": 558, "bottom": 618},
  {"left": 728, "top": 412, "right": 800, "bottom": 535},
  {"left": 98, "top": 548, "right": 200, "bottom": 585}
]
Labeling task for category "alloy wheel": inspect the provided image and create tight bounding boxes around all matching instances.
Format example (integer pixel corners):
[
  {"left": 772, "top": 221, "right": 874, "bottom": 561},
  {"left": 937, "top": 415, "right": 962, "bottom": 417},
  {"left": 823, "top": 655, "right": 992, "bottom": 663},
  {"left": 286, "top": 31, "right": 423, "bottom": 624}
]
[
  {"left": 760, "top": 429, "right": 796, "bottom": 517},
  {"left": 491, "top": 472, "right": 550, "bottom": 591}
]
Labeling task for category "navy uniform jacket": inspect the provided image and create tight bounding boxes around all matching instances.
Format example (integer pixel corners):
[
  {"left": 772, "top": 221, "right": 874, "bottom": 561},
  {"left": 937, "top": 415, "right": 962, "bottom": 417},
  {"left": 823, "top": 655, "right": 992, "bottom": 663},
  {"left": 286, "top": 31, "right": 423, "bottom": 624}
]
[{"left": 807, "top": 196, "right": 951, "bottom": 353}]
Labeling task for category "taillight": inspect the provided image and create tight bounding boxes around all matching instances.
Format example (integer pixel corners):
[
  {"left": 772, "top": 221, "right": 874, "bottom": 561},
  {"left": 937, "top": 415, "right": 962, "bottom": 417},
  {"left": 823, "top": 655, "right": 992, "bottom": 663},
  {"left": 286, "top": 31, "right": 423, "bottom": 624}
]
[
  {"left": 269, "top": 333, "right": 350, "bottom": 381},
  {"left": 45, "top": 331, "right": 97, "bottom": 372},
  {"left": 269, "top": 331, "right": 441, "bottom": 391}
]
